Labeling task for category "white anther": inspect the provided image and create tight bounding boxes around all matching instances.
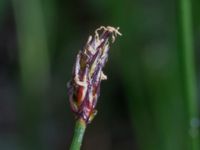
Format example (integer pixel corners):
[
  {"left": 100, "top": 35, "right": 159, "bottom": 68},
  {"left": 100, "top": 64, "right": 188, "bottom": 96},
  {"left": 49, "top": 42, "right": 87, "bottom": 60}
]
[{"left": 101, "top": 72, "right": 107, "bottom": 80}]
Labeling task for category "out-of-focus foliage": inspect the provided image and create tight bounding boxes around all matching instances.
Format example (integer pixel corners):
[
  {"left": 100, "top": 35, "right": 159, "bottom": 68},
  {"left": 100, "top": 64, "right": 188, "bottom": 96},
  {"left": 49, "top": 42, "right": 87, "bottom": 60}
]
[{"left": 0, "top": 0, "right": 199, "bottom": 150}]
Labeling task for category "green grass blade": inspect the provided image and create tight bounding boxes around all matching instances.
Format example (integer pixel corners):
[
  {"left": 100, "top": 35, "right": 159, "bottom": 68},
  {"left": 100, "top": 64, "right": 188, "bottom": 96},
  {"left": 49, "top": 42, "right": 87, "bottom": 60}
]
[{"left": 177, "top": 0, "right": 199, "bottom": 149}]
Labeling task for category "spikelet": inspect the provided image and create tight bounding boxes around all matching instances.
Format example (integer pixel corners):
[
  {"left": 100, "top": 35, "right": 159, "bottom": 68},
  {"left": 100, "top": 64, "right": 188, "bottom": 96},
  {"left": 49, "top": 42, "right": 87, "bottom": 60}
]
[{"left": 67, "top": 26, "right": 121, "bottom": 124}]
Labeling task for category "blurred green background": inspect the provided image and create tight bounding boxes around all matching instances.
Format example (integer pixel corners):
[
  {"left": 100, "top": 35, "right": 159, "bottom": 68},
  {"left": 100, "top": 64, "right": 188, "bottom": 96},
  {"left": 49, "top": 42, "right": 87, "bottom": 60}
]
[{"left": 0, "top": 0, "right": 199, "bottom": 150}]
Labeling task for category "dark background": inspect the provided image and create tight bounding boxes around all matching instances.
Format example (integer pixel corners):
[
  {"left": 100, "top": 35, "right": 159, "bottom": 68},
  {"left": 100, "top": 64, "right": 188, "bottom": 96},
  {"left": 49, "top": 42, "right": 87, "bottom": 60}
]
[{"left": 0, "top": 0, "right": 200, "bottom": 150}]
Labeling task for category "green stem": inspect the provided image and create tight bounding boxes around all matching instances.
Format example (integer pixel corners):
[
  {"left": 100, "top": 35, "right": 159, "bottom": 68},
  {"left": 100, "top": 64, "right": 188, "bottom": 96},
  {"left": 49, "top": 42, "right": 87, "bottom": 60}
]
[
  {"left": 177, "top": 0, "right": 199, "bottom": 149},
  {"left": 70, "top": 119, "right": 86, "bottom": 150}
]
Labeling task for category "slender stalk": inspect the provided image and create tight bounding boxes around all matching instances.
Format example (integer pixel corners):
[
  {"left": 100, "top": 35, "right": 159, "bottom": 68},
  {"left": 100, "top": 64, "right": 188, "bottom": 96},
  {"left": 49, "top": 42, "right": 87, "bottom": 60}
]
[
  {"left": 177, "top": 0, "right": 199, "bottom": 150},
  {"left": 70, "top": 119, "right": 86, "bottom": 150}
]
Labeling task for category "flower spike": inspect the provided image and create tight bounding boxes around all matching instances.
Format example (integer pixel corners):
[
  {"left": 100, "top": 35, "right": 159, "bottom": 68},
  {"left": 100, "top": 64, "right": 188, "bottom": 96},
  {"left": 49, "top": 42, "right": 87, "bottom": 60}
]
[{"left": 67, "top": 26, "right": 121, "bottom": 124}]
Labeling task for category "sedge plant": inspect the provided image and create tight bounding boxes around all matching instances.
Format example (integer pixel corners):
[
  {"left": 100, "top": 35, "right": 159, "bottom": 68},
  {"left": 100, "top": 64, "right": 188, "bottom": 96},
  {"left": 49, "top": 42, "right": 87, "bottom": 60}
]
[{"left": 67, "top": 26, "right": 121, "bottom": 150}]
